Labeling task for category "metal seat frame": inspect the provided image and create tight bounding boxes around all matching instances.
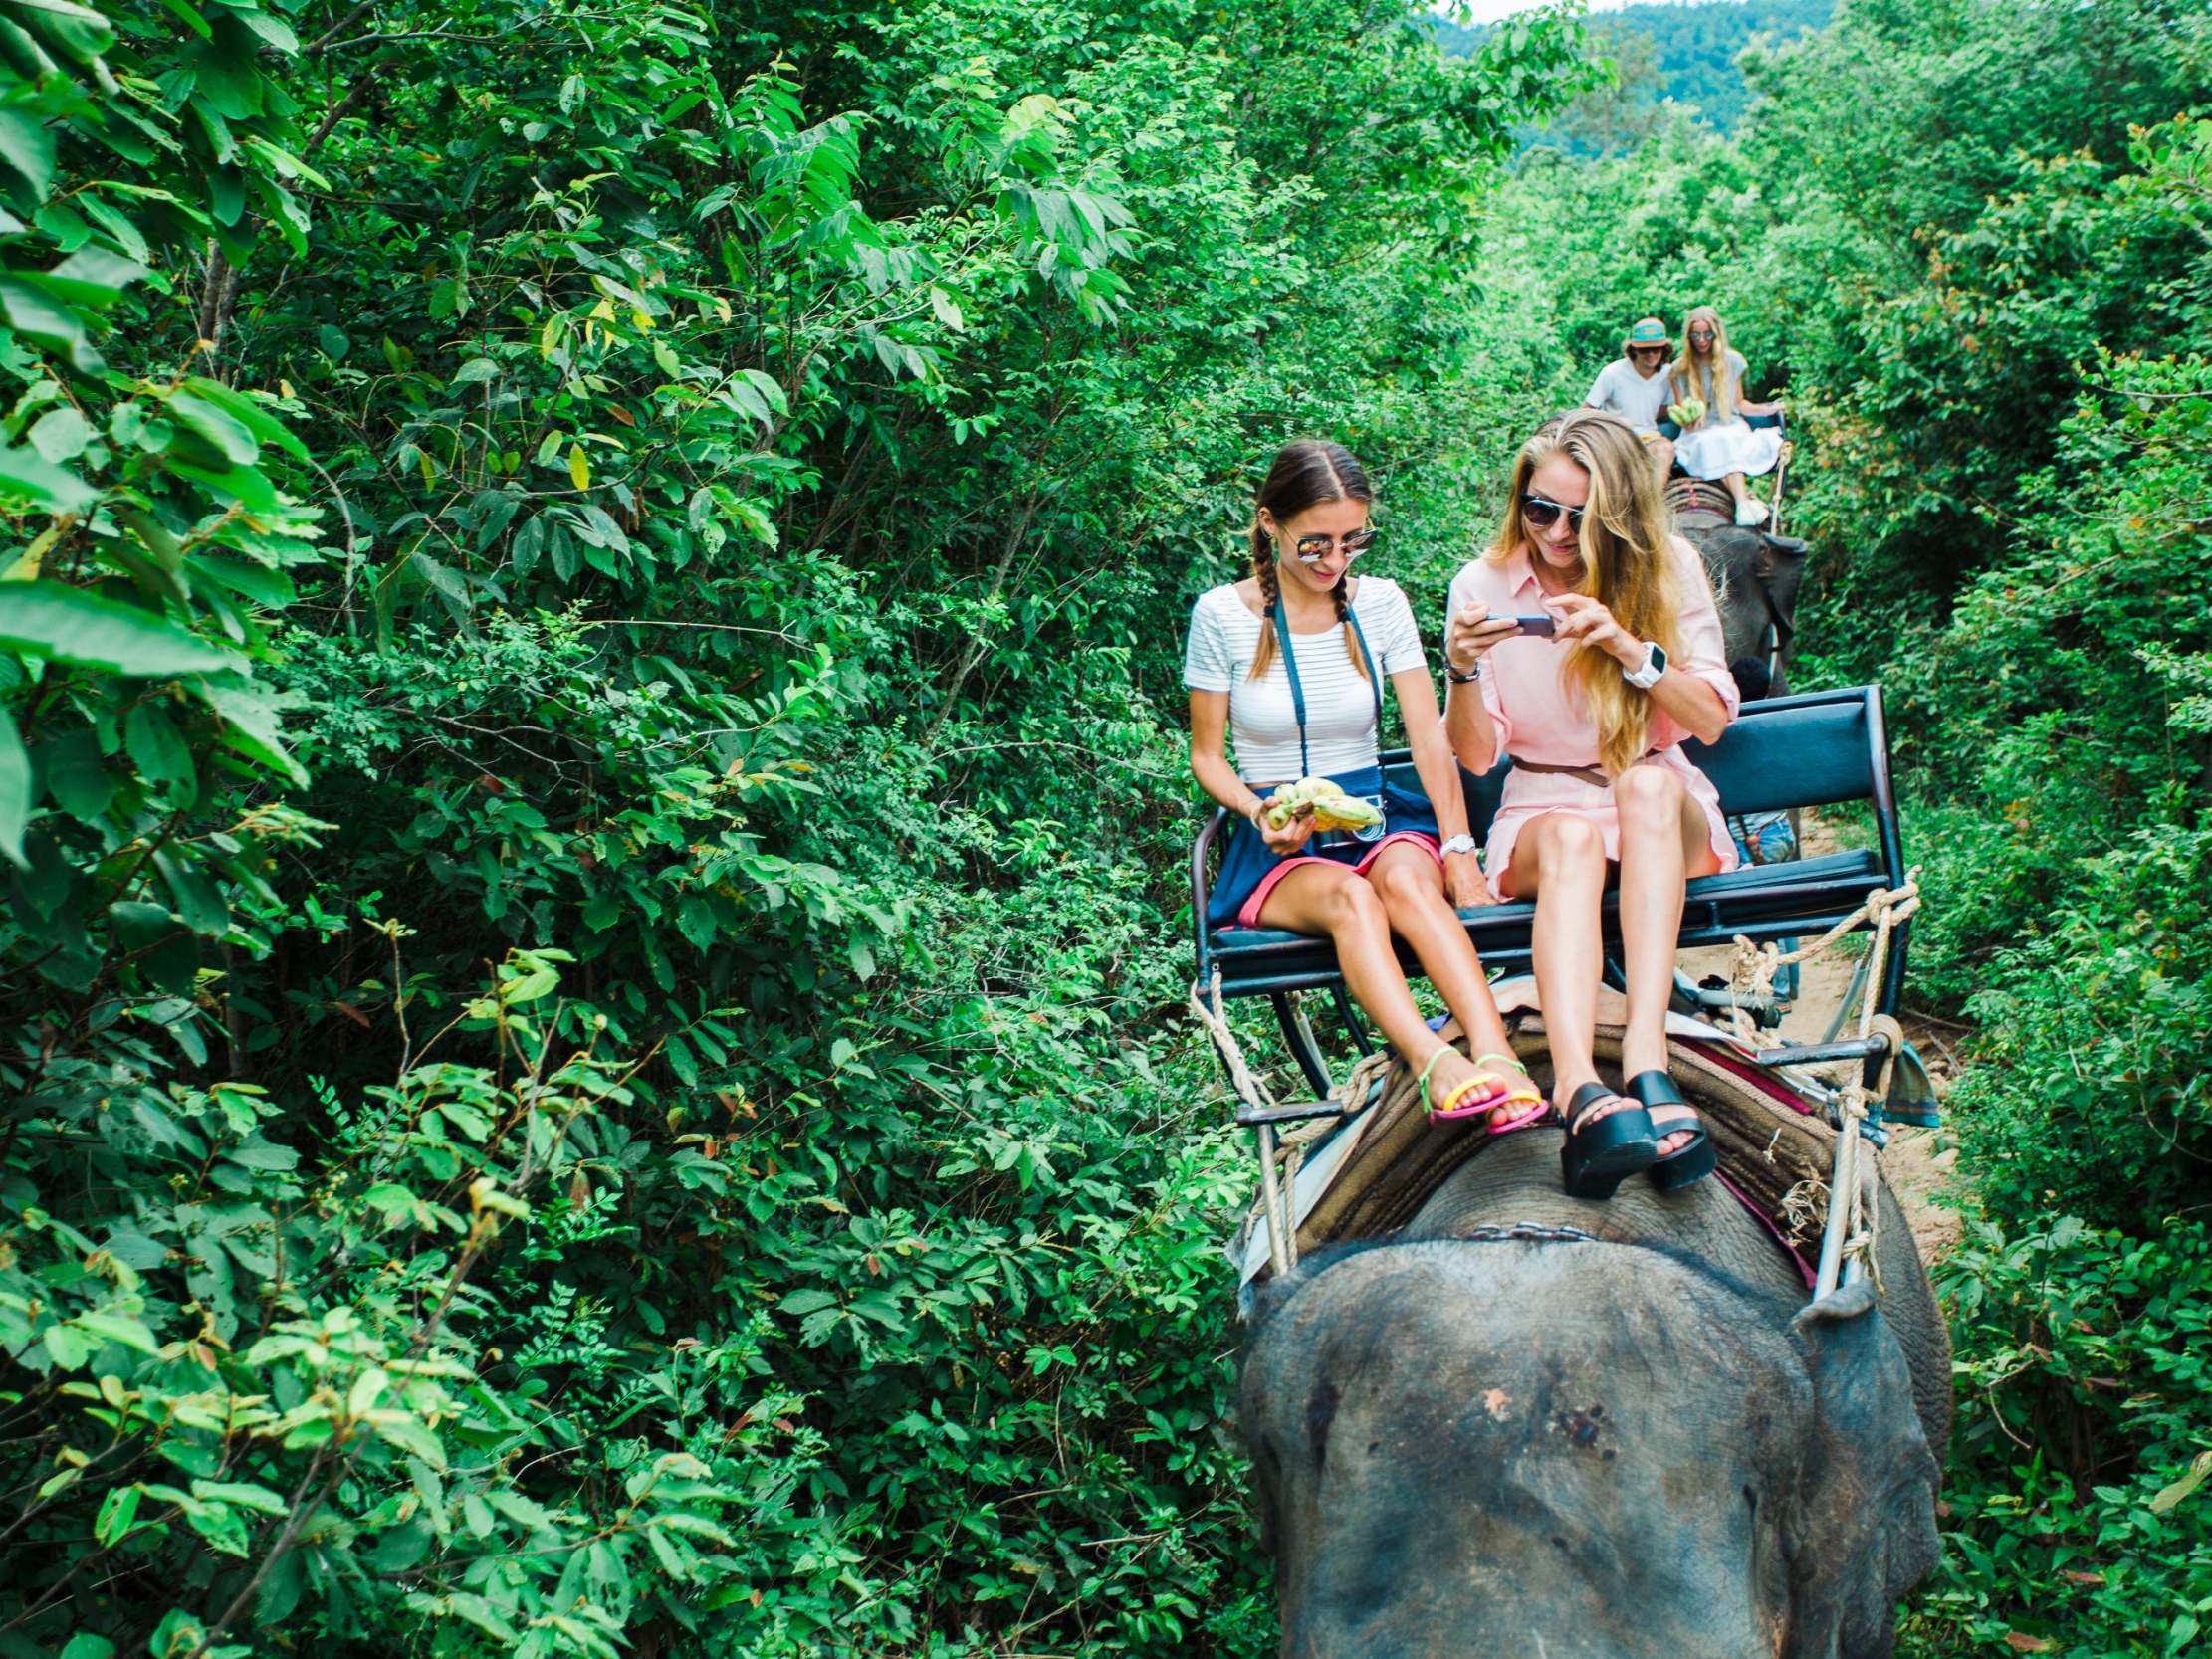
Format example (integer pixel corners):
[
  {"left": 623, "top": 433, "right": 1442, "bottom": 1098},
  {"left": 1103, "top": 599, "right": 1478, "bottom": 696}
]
[{"left": 1190, "top": 686, "right": 1911, "bottom": 1097}]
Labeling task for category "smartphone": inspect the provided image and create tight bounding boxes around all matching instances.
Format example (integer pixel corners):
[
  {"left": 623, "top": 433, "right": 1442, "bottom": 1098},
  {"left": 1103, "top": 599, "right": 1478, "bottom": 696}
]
[{"left": 1467, "top": 609, "right": 1556, "bottom": 637}]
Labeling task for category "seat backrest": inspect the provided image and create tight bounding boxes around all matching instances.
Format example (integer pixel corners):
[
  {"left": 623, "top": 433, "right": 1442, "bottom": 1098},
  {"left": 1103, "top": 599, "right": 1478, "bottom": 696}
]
[
  {"left": 1379, "top": 689, "right": 1879, "bottom": 842},
  {"left": 1683, "top": 692, "right": 1875, "bottom": 815}
]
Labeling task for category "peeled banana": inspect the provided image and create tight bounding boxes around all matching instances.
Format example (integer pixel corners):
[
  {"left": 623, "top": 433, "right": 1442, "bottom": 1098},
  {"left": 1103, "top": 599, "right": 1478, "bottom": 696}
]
[{"left": 1263, "top": 777, "right": 1385, "bottom": 834}]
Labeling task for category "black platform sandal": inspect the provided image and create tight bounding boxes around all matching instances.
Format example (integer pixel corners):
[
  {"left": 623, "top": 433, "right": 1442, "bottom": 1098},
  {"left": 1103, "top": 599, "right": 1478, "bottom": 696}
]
[
  {"left": 1626, "top": 1070, "right": 1716, "bottom": 1191},
  {"left": 1559, "top": 1081, "right": 1659, "bottom": 1199}
]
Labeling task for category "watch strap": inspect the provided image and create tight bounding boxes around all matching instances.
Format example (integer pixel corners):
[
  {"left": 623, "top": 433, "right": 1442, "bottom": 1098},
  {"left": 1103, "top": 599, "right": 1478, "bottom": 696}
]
[{"left": 1622, "top": 641, "right": 1665, "bottom": 689}]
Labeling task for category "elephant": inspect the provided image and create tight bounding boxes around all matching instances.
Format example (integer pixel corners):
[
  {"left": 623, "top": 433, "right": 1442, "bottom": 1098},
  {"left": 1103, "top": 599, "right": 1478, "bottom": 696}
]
[
  {"left": 1677, "top": 515, "right": 1809, "bottom": 705},
  {"left": 1677, "top": 503, "right": 1812, "bottom": 865},
  {"left": 1239, "top": 1127, "right": 1948, "bottom": 1659}
]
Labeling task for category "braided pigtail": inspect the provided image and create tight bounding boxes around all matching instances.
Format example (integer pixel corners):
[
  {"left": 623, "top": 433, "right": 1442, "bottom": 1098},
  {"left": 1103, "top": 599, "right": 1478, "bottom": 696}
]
[
  {"left": 1248, "top": 522, "right": 1281, "bottom": 682},
  {"left": 1330, "top": 577, "right": 1369, "bottom": 683}
]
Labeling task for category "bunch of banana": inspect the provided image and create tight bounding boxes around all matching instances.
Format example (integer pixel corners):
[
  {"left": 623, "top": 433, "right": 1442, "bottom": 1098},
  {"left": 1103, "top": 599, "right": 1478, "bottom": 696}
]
[
  {"left": 1666, "top": 395, "right": 1707, "bottom": 428},
  {"left": 1262, "top": 777, "right": 1385, "bottom": 834}
]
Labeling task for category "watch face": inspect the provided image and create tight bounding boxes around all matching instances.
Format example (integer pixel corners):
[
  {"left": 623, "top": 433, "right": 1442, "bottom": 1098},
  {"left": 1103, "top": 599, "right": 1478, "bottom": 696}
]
[{"left": 1649, "top": 643, "right": 1668, "bottom": 675}]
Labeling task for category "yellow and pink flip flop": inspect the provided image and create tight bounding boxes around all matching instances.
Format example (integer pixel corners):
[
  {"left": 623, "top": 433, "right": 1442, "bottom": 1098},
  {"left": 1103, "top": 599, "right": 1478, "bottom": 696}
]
[{"left": 1420, "top": 1048, "right": 1551, "bottom": 1134}]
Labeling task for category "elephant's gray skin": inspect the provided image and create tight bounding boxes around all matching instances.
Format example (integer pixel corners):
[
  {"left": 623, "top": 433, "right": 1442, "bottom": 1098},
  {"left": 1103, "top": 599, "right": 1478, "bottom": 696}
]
[
  {"left": 1683, "top": 524, "right": 1809, "bottom": 701},
  {"left": 1239, "top": 1129, "right": 1948, "bottom": 1659}
]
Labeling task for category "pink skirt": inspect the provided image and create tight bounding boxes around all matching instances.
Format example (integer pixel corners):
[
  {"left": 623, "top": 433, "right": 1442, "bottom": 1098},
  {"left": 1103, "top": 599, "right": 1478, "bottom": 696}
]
[
  {"left": 1236, "top": 831, "right": 1443, "bottom": 929},
  {"left": 1485, "top": 751, "right": 1737, "bottom": 888}
]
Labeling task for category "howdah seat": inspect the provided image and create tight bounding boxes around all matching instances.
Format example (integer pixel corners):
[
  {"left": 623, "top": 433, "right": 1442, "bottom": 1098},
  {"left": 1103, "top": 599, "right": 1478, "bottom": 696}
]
[{"left": 1190, "top": 686, "right": 1909, "bottom": 1096}]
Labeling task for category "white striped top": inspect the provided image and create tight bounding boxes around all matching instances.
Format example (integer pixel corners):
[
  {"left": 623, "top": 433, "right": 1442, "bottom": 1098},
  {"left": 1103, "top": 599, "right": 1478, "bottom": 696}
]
[{"left": 1184, "top": 576, "right": 1426, "bottom": 782}]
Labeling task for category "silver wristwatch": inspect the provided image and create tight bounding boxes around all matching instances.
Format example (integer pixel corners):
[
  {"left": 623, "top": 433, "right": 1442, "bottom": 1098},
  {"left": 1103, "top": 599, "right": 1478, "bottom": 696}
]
[
  {"left": 1438, "top": 834, "right": 1478, "bottom": 857},
  {"left": 1622, "top": 641, "right": 1667, "bottom": 690}
]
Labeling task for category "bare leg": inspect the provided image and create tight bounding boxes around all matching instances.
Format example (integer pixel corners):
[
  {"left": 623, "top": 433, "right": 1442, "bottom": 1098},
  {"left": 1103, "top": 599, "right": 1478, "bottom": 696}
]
[
  {"left": 1614, "top": 766, "right": 1726, "bottom": 1151},
  {"left": 1497, "top": 812, "right": 1610, "bottom": 1113},
  {"left": 1365, "top": 844, "right": 1528, "bottom": 1125},
  {"left": 1723, "top": 469, "right": 1750, "bottom": 505},
  {"left": 1255, "top": 862, "right": 1494, "bottom": 1109}
]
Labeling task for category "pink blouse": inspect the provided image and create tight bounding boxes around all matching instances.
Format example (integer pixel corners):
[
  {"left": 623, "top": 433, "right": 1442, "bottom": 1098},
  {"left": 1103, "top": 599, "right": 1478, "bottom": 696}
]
[{"left": 1446, "top": 536, "right": 1743, "bottom": 879}]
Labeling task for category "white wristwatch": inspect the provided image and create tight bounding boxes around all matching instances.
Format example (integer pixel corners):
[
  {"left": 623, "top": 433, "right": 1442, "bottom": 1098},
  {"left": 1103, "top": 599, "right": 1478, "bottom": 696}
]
[
  {"left": 1622, "top": 641, "right": 1667, "bottom": 690},
  {"left": 1438, "top": 834, "right": 1477, "bottom": 857}
]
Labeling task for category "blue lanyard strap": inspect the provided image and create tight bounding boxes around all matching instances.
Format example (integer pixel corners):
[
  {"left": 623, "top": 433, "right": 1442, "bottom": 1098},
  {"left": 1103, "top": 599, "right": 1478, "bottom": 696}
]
[{"left": 1272, "top": 594, "right": 1383, "bottom": 779}]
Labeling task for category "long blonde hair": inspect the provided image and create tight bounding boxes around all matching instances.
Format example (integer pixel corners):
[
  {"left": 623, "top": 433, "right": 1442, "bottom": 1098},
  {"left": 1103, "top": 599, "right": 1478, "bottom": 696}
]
[
  {"left": 1486, "top": 410, "right": 1682, "bottom": 774},
  {"left": 1668, "top": 305, "right": 1738, "bottom": 427}
]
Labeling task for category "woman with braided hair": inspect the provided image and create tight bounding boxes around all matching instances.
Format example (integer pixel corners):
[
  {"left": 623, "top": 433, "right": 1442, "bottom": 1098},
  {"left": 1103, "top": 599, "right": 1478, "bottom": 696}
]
[{"left": 1187, "top": 440, "right": 1538, "bottom": 1130}]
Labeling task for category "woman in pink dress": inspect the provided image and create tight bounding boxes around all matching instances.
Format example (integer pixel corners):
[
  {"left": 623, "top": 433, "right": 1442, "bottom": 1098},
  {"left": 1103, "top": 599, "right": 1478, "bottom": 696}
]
[{"left": 1442, "top": 410, "right": 1741, "bottom": 1198}]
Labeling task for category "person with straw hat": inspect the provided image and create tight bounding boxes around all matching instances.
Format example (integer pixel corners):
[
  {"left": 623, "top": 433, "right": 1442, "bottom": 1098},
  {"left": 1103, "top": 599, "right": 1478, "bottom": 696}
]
[{"left": 1585, "top": 316, "right": 1677, "bottom": 474}]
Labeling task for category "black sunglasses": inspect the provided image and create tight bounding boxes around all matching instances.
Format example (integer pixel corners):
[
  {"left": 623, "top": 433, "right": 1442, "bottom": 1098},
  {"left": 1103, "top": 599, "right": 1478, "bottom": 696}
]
[
  {"left": 1521, "top": 495, "right": 1585, "bottom": 533},
  {"left": 1292, "top": 527, "right": 1379, "bottom": 564}
]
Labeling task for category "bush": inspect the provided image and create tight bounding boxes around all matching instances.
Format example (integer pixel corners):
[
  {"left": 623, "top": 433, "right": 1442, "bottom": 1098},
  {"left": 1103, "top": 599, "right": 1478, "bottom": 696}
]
[
  {"left": 0, "top": 0, "right": 1590, "bottom": 1652},
  {"left": 1906, "top": 1216, "right": 2212, "bottom": 1659}
]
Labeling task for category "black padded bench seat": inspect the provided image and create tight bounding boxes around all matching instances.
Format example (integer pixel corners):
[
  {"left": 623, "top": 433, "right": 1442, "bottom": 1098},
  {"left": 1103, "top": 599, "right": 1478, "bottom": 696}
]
[
  {"left": 1208, "top": 847, "right": 1886, "bottom": 992},
  {"left": 1190, "top": 687, "right": 1910, "bottom": 1091}
]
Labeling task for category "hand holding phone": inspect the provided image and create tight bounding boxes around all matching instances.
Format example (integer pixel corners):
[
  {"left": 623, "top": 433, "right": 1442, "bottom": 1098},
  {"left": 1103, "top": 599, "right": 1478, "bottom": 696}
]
[{"left": 1448, "top": 604, "right": 1556, "bottom": 677}]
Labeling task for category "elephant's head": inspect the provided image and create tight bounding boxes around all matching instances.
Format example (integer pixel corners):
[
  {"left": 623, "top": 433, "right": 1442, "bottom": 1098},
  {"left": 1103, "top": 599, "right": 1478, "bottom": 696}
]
[
  {"left": 1240, "top": 1241, "right": 1937, "bottom": 1658},
  {"left": 1681, "top": 523, "right": 1809, "bottom": 703}
]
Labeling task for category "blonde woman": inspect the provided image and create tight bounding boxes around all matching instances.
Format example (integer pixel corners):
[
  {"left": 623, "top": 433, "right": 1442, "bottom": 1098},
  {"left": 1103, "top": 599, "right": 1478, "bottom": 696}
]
[
  {"left": 1442, "top": 411, "right": 1742, "bottom": 1197},
  {"left": 1664, "top": 305, "right": 1784, "bottom": 525}
]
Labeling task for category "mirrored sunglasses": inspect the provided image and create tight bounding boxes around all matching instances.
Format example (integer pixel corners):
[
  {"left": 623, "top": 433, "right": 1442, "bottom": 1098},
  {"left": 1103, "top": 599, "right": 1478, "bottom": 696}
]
[{"left": 1293, "top": 528, "right": 1380, "bottom": 564}]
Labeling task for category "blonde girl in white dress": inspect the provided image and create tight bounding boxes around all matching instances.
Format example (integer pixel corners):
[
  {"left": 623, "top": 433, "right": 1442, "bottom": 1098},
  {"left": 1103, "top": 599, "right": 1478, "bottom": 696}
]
[{"left": 1665, "top": 306, "right": 1785, "bottom": 525}]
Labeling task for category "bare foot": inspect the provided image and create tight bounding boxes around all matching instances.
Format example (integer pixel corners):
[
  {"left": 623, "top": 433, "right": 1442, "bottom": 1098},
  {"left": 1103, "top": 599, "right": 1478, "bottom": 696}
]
[
  {"left": 1554, "top": 1081, "right": 1694, "bottom": 1156},
  {"left": 1427, "top": 1048, "right": 1542, "bottom": 1130}
]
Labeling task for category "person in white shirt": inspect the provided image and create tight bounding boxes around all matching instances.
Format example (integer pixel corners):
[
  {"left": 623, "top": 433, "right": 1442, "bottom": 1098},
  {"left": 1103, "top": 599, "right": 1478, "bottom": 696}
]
[
  {"left": 1584, "top": 316, "right": 1676, "bottom": 475},
  {"left": 1186, "top": 440, "right": 1536, "bottom": 1130}
]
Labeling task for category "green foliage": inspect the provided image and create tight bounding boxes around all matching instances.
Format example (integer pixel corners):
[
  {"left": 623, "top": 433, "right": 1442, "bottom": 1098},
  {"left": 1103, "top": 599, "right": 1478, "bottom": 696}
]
[
  {"left": 6, "top": 0, "right": 2204, "bottom": 1649},
  {"left": 0, "top": 0, "right": 1589, "bottom": 1652},
  {"left": 1437, "top": 0, "right": 1836, "bottom": 147},
  {"left": 2, "top": 951, "right": 766, "bottom": 1658},
  {"left": 1909, "top": 1217, "right": 2212, "bottom": 1657},
  {"left": 0, "top": 0, "right": 328, "bottom": 1003}
]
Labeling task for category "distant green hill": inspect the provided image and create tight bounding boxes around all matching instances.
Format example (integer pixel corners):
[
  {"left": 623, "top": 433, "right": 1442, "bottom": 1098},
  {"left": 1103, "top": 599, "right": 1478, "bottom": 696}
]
[{"left": 1430, "top": 0, "right": 1834, "bottom": 141}]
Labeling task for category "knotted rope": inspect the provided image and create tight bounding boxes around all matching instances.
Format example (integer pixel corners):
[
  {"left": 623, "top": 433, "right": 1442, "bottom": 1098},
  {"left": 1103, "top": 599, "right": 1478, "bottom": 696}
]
[
  {"left": 1189, "top": 971, "right": 1392, "bottom": 1277},
  {"left": 1188, "top": 967, "right": 1280, "bottom": 1118},
  {"left": 1724, "top": 869, "right": 1921, "bottom": 1295}
]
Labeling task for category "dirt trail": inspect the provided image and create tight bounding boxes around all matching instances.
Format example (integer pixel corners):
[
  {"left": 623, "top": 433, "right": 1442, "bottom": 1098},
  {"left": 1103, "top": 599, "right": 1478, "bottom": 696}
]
[{"left": 1795, "top": 953, "right": 1960, "bottom": 1263}]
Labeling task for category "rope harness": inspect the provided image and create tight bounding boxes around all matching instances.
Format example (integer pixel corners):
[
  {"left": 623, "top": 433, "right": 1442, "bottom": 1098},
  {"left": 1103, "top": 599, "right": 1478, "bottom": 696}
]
[
  {"left": 1194, "top": 868, "right": 1923, "bottom": 1299},
  {"left": 1723, "top": 868, "right": 1922, "bottom": 1296},
  {"left": 1189, "top": 970, "right": 1391, "bottom": 1277}
]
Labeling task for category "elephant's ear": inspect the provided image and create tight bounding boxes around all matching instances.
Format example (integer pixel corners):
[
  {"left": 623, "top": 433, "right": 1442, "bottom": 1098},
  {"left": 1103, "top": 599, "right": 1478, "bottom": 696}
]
[
  {"left": 1783, "top": 1281, "right": 1942, "bottom": 1659},
  {"left": 1755, "top": 532, "right": 1809, "bottom": 644}
]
